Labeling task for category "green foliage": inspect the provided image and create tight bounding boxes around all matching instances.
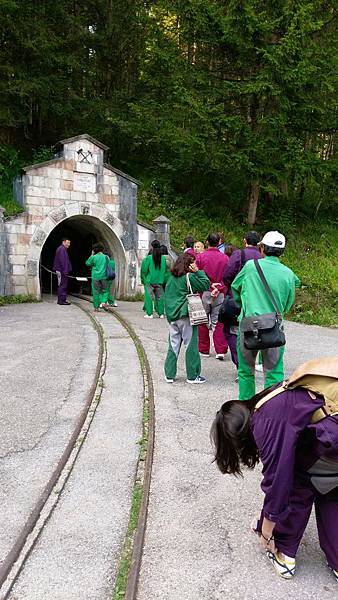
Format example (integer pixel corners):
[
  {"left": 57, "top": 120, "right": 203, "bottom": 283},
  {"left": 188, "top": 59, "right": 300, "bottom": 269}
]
[
  {"left": 0, "top": 143, "right": 54, "bottom": 216},
  {"left": 0, "top": 1, "right": 336, "bottom": 223},
  {"left": 0, "top": 0, "right": 337, "bottom": 324},
  {"left": 0, "top": 295, "right": 39, "bottom": 306}
]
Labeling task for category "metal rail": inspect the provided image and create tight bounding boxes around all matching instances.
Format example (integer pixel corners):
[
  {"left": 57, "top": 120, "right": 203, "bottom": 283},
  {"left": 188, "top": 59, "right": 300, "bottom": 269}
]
[{"left": 0, "top": 297, "right": 155, "bottom": 600}]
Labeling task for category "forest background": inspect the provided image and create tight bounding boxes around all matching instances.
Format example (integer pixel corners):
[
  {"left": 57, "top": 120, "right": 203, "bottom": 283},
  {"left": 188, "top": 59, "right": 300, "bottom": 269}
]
[{"left": 0, "top": 0, "right": 337, "bottom": 325}]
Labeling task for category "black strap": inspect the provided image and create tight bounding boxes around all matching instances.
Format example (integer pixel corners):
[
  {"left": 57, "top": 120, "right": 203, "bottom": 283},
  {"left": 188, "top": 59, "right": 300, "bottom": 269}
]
[
  {"left": 240, "top": 249, "right": 246, "bottom": 270},
  {"left": 254, "top": 259, "right": 281, "bottom": 315}
]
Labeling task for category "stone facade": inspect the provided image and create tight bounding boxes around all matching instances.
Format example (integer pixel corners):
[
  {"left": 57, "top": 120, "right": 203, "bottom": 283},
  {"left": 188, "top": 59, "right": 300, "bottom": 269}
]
[{"left": 0, "top": 135, "right": 143, "bottom": 298}]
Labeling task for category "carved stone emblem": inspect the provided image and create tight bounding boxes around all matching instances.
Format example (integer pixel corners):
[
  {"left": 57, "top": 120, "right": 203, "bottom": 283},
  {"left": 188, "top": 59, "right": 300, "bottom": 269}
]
[
  {"left": 32, "top": 228, "right": 47, "bottom": 246},
  {"left": 50, "top": 207, "right": 67, "bottom": 223},
  {"left": 105, "top": 211, "right": 115, "bottom": 226},
  {"left": 27, "top": 259, "right": 38, "bottom": 277},
  {"left": 81, "top": 203, "right": 90, "bottom": 215}
]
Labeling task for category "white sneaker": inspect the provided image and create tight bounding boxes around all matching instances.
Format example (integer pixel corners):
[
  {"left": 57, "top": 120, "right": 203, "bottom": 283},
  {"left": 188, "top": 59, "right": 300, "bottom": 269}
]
[
  {"left": 216, "top": 354, "right": 225, "bottom": 360},
  {"left": 328, "top": 565, "right": 338, "bottom": 583},
  {"left": 255, "top": 363, "right": 264, "bottom": 372},
  {"left": 159, "top": 315, "right": 165, "bottom": 319},
  {"left": 186, "top": 375, "right": 207, "bottom": 384},
  {"left": 199, "top": 352, "right": 210, "bottom": 357},
  {"left": 165, "top": 376, "right": 174, "bottom": 383},
  {"left": 113, "top": 302, "right": 118, "bottom": 307},
  {"left": 144, "top": 314, "right": 153, "bottom": 319},
  {"left": 267, "top": 551, "right": 296, "bottom": 579}
]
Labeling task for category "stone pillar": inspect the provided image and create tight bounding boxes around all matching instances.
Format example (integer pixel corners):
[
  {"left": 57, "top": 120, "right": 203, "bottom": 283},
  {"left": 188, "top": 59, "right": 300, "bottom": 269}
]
[
  {"left": 153, "top": 215, "right": 172, "bottom": 251},
  {"left": 0, "top": 206, "right": 12, "bottom": 296}
]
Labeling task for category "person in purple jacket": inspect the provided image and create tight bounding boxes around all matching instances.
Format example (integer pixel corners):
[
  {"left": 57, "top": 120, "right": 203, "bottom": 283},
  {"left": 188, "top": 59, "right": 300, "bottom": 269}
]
[
  {"left": 211, "top": 363, "right": 338, "bottom": 583},
  {"left": 221, "top": 231, "right": 261, "bottom": 368},
  {"left": 53, "top": 237, "right": 72, "bottom": 305}
]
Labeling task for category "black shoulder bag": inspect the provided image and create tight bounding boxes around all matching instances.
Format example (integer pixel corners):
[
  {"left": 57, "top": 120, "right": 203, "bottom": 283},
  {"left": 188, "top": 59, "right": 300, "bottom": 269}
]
[
  {"left": 240, "top": 259, "right": 286, "bottom": 350},
  {"left": 218, "top": 249, "right": 245, "bottom": 327}
]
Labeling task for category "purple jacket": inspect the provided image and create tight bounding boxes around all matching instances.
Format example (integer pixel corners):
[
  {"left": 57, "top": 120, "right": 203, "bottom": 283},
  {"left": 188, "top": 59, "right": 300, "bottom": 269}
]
[
  {"left": 250, "top": 387, "right": 338, "bottom": 523},
  {"left": 196, "top": 248, "right": 229, "bottom": 293},
  {"left": 53, "top": 245, "right": 72, "bottom": 274},
  {"left": 223, "top": 246, "right": 261, "bottom": 287}
]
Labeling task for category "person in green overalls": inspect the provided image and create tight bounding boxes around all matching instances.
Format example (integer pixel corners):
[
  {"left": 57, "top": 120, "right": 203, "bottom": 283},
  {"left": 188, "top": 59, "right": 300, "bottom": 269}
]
[
  {"left": 85, "top": 242, "right": 110, "bottom": 311},
  {"left": 164, "top": 253, "right": 210, "bottom": 383},
  {"left": 231, "top": 231, "right": 301, "bottom": 400},
  {"left": 141, "top": 240, "right": 167, "bottom": 318},
  {"left": 107, "top": 254, "right": 117, "bottom": 307}
]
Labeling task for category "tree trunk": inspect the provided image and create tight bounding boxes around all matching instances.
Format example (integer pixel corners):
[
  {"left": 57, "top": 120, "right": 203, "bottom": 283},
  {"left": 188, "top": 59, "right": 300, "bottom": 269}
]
[{"left": 247, "top": 180, "right": 260, "bottom": 225}]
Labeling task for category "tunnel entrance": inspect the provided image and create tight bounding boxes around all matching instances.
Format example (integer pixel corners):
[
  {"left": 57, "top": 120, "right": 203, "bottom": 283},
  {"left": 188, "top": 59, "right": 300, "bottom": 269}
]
[{"left": 40, "top": 215, "right": 124, "bottom": 296}]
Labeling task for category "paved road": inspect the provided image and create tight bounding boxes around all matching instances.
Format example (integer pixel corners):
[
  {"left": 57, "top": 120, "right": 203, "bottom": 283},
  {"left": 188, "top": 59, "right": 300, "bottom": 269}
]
[
  {"left": 115, "top": 304, "right": 338, "bottom": 600},
  {"left": 0, "top": 300, "right": 142, "bottom": 600},
  {"left": 1, "top": 300, "right": 337, "bottom": 599},
  {"left": 0, "top": 301, "right": 98, "bottom": 566}
]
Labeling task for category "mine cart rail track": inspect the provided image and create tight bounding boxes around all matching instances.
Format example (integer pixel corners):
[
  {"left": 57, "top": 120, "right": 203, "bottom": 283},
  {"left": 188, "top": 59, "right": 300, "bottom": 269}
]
[{"left": 0, "top": 297, "right": 155, "bottom": 600}]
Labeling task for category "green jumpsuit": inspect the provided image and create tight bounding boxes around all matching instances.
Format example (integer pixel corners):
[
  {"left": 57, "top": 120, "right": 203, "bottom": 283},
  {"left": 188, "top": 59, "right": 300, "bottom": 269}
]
[
  {"left": 164, "top": 270, "right": 210, "bottom": 381},
  {"left": 141, "top": 254, "right": 167, "bottom": 316},
  {"left": 85, "top": 253, "right": 109, "bottom": 309},
  {"left": 232, "top": 256, "right": 300, "bottom": 400}
]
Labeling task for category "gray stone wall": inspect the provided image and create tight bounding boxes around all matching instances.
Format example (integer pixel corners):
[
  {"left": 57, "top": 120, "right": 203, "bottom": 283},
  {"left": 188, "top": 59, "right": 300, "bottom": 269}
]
[{"left": 1, "top": 135, "right": 140, "bottom": 298}]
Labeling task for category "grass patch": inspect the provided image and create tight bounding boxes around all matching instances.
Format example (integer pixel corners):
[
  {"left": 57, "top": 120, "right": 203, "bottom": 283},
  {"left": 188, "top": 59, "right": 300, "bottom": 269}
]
[
  {"left": 112, "top": 482, "right": 143, "bottom": 600},
  {"left": 110, "top": 313, "right": 151, "bottom": 600},
  {"left": 119, "top": 293, "right": 144, "bottom": 302},
  {"left": 0, "top": 193, "right": 23, "bottom": 217},
  {"left": 0, "top": 294, "right": 39, "bottom": 306}
]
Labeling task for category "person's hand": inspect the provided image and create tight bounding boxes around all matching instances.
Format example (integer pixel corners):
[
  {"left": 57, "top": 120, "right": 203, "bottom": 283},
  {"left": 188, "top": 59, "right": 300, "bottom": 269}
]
[
  {"left": 259, "top": 533, "right": 276, "bottom": 554},
  {"left": 189, "top": 262, "right": 198, "bottom": 273},
  {"left": 259, "top": 517, "right": 276, "bottom": 553}
]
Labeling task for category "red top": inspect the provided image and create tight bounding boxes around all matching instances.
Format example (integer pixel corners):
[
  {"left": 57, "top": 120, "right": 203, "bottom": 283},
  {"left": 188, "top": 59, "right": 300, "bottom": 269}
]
[
  {"left": 184, "top": 247, "right": 196, "bottom": 258},
  {"left": 196, "top": 247, "right": 229, "bottom": 293}
]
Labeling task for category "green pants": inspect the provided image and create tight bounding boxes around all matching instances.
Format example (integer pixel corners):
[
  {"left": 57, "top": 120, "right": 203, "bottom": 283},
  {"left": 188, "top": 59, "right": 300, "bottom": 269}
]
[
  {"left": 164, "top": 317, "right": 200, "bottom": 381},
  {"left": 237, "top": 332, "right": 285, "bottom": 400},
  {"left": 144, "top": 284, "right": 164, "bottom": 316},
  {"left": 92, "top": 279, "right": 109, "bottom": 309},
  {"left": 108, "top": 282, "right": 115, "bottom": 305}
]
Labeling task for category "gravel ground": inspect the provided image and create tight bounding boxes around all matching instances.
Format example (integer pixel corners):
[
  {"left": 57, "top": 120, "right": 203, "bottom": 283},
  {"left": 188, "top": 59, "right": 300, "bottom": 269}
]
[{"left": 115, "top": 303, "right": 338, "bottom": 600}]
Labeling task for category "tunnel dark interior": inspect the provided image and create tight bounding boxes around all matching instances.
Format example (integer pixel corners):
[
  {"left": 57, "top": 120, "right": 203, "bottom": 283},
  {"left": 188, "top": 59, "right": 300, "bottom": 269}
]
[{"left": 40, "top": 215, "right": 119, "bottom": 295}]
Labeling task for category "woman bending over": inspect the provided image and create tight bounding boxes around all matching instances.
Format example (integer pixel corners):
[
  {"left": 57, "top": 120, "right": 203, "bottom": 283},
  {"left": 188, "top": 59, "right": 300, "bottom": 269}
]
[{"left": 211, "top": 358, "right": 338, "bottom": 582}]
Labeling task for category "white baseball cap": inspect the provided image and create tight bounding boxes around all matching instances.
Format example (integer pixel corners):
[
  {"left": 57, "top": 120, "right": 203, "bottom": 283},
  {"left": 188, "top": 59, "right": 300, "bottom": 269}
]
[{"left": 261, "top": 231, "right": 286, "bottom": 248}]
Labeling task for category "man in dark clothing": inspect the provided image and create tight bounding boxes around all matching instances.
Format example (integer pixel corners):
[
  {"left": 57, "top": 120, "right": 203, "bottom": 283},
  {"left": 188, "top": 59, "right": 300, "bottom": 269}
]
[
  {"left": 222, "top": 231, "right": 261, "bottom": 369},
  {"left": 53, "top": 238, "right": 72, "bottom": 305},
  {"left": 223, "top": 231, "right": 261, "bottom": 288}
]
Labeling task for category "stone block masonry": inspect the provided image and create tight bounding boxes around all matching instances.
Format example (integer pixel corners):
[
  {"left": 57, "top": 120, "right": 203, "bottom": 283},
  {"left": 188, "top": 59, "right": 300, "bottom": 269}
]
[{"left": 2, "top": 134, "right": 141, "bottom": 299}]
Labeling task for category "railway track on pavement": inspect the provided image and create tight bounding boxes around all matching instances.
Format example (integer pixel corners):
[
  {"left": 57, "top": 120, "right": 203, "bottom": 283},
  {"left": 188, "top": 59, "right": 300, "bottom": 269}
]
[{"left": 0, "top": 298, "right": 155, "bottom": 600}]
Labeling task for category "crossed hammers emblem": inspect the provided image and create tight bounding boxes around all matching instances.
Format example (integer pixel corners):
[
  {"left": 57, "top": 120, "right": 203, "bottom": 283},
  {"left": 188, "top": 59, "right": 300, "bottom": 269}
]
[{"left": 77, "top": 149, "right": 92, "bottom": 163}]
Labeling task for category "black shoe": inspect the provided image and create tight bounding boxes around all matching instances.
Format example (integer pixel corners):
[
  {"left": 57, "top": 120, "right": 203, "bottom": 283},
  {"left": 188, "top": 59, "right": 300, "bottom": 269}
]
[{"left": 58, "top": 302, "right": 71, "bottom": 305}]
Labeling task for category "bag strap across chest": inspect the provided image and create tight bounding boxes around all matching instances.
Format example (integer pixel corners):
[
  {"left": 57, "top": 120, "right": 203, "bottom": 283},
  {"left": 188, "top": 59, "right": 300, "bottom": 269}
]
[
  {"left": 254, "top": 361, "right": 338, "bottom": 424},
  {"left": 254, "top": 260, "right": 281, "bottom": 316}
]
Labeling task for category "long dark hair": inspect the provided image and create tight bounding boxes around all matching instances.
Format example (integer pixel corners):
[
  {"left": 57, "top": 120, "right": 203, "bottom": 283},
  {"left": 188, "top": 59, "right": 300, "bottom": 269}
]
[
  {"left": 172, "top": 253, "right": 194, "bottom": 277},
  {"left": 210, "top": 385, "right": 280, "bottom": 476},
  {"left": 151, "top": 240, "right": 162, "bottom": 269}
]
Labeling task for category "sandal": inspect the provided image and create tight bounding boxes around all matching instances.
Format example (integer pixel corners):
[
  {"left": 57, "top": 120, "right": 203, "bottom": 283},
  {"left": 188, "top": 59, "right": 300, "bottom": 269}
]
[{"left": 266, "top": 550, "right": 296, "bottom": 579}]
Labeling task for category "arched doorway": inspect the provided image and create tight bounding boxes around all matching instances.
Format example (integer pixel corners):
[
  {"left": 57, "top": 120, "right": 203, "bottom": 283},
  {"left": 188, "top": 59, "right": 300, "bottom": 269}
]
[{"left": 40, "top": 215, "right": 126, "bottom": 297}]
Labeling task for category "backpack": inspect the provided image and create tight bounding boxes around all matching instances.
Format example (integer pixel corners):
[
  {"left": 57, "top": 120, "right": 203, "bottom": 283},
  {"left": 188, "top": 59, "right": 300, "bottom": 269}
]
[
  {"left": 254, "top": 357, "right": 338, "bottom": 423},
  {"left": 105, "top": 255, "right": 116, "bottom": 281},
  {"left": 218, "top": 249, "right": 246, "bottom": 326}
]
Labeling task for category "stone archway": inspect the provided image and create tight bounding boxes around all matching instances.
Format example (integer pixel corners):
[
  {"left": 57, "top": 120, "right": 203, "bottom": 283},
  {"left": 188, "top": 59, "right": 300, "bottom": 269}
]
[{"left": 26, "top": 202, "right": 128, "bottom": 299}]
